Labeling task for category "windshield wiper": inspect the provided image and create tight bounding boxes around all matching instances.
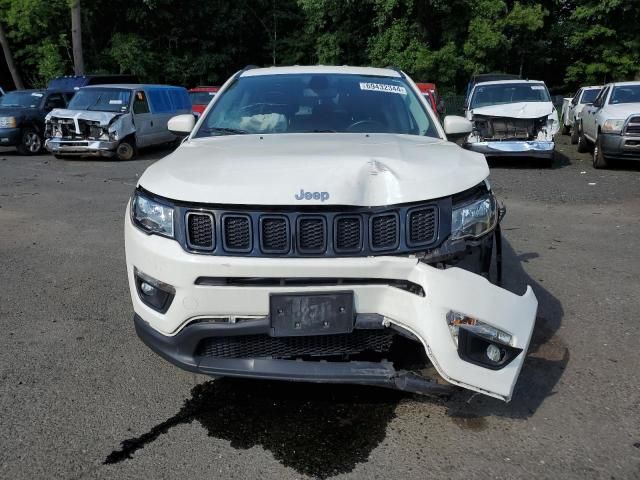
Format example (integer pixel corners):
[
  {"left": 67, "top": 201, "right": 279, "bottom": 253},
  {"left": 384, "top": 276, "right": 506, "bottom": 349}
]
[
  {"left": 202, "top": 127, "right": 249, "bottom": 135},
  {"left": 305, "top": 129, "right": 337, "bottom": 133}
]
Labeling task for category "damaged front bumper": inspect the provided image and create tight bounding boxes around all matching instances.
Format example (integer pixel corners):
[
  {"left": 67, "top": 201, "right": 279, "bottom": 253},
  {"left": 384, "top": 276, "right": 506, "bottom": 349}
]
[
  {"left": 464, "top": 140, "right": 555, "bottom": 159},
  {"left": 45, "top": 137, "right": 118, "bottom": 157},
  {"left": 126, "top": 211, "right": 538, "bottom": 401}
]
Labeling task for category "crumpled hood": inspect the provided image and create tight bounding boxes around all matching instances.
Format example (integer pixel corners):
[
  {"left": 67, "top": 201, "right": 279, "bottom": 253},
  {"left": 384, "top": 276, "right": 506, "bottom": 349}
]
[
  {"left": 600, "top": 103, "right": 640, "bottom": 119},
  {"left": 45, "top": 108, "right": 122, "bottom": 126},
  {"left": 471, "top": 101, "right": 554, "bottom": 119},
  {"left": 139, "top": 133, "right": 489, "bottom": 206}
]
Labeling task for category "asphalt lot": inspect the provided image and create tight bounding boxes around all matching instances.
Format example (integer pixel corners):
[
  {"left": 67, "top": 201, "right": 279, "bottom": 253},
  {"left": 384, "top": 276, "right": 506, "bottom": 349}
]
[{"left": 1, "top": 135, "right": 639, "bottom": 479}]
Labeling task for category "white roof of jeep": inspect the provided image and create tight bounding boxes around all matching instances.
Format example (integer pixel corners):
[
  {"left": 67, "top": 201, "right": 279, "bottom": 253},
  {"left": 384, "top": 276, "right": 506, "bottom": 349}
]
[
  {"left": 474, "top": 79, "right": 546, "bottom": 87},
  {"left": 240, "top": 65, "right": 402, "bottom": 78}
]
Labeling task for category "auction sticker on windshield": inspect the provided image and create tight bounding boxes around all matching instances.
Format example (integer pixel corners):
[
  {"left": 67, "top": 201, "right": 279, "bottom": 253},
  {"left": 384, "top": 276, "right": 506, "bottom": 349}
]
[{"left": 359, "top": 82, "right": 407, "bottom": 95}]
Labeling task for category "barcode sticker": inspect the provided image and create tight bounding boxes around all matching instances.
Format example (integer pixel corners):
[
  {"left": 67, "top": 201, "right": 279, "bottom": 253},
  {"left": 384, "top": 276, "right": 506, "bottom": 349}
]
[{"left": 359, "top": 82, "right": 407, "bottom": 95}]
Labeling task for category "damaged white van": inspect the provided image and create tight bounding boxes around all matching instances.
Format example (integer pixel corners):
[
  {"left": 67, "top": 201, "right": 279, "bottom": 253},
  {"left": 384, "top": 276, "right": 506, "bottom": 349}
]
[
  {"left": 464, "top": 79, "right": 559, "bottom": 162},
  {"left": 45, "top": 84, "right": 191, "bottom": 160},
  {"left": 125, "top": 66, "right": 538, "bottom": 401}
]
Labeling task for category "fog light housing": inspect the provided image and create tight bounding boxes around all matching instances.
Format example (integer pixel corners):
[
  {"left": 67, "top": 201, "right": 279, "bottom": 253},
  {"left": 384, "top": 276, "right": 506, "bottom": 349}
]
[
  {"left": 134, "top": 268, "right": 175, "bottom": 313},
  {"left": 447, "top": 311, "right": 522, "bottom": 370}
]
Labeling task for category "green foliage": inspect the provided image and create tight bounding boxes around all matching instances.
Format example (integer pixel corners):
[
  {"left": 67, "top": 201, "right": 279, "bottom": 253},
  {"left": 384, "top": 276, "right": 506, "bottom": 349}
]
[{"left": 1, "top": 0, "right": 639, "bottom": 92}]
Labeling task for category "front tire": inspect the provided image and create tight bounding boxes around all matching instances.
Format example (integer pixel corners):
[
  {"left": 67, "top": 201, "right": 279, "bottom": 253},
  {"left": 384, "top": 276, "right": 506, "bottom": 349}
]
[
  {"left": 577, "top": 122, "right": 590, "bottom": 153},
  {"left": 570, "top": 121, "right": 579, "bottom": 144},
  {"left": 115, "top": 139, "right": 136, "bottom": 161},
  {"left": 592, "top": 135, "right": 609, "bottom": 169},
  {"left": 16, "top": 128, "right": 43, "bottom": 155}
]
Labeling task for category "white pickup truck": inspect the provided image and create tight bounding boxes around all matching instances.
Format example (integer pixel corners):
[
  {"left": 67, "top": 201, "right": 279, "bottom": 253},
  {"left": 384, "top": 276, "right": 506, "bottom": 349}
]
[
  {"left": 578, "top": 82, "right": 640, "bottom": 168},
  {"left": 125, "top": 65, "right": 538, "bottom": 402},
  {"left": 560, "top": 85, "right": 601, "bottom": 143}
]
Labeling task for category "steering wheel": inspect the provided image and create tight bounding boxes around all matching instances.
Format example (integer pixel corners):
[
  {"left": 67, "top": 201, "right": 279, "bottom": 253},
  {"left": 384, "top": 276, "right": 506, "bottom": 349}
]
[{"left": 346, "top": 119, "right": 385, "bottom": 132}]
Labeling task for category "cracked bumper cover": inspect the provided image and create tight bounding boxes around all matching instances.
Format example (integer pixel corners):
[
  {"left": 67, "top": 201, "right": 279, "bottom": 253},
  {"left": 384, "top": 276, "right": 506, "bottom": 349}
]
[
  {"left": 465, "top": 140, "right": 555, "bottom": 159},
  {"left": 125, "top": 210, "right": 538, "bottom": 401},
  {"left": 45, "top": 137, "right": 117, "bottom": 157}
]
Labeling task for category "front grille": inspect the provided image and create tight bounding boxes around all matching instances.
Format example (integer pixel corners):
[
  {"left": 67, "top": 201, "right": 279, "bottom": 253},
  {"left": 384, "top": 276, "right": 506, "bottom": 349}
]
[
  {"left": 298, "top": 217, "right": 326, "bottom": 253},
  {"left": 625, "top": 116, "right": 640, "bottom": 135},
  {"left": 182, "top": 200, "right": 444, "bottom": 257},
  {"left": 260, "top": 216, "right": 289, "bottom": 253},
  {"left": 195, "top": 330, "right": 395, "bottom": 359},
  {"left": 371, "top": 214, "right": 399, "bottom": 250},
  {"left": 223, "top": 215, "right": 251, "bottom": 251},
  {"left": 408, "top": 207, "right": 437, "bottom": 245},
  {"left": 335, "top": 216, "right": 362, "bottom": 252},
  {"left": 187, "top": 213, "right": 214, "bottom": 249}
]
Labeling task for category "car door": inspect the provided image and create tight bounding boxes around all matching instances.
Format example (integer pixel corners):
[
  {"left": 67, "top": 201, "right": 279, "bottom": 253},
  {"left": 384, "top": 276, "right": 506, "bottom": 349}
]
[
  {"left": 567, "top": 89, "right": 581, "bottom": 125},
  {"left": 131, "top": 90, "right": 153, "bottom": 148},
  {"left": 583, "top": 86, "right": 608, "bottom": 140}
]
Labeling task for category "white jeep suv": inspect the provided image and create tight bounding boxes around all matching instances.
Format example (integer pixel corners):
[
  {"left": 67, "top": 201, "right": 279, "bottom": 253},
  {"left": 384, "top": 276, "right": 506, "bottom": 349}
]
[
  {"left": 125, "top": 66, "right": 537, "bottom": 401},
  {"left": 579, "top": 81, "right": 640, "bottom": 168}
]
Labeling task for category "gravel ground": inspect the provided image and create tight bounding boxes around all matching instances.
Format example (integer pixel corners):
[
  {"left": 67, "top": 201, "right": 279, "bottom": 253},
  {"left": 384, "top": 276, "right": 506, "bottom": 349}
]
[{"left": 1, "top": 135, "right": 639, "bottom": 479}]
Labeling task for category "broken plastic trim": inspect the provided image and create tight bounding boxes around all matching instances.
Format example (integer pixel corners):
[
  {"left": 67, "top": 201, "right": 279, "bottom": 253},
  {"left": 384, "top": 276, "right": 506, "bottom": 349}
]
[{"left": 194, "top": 276, "right": 426, "bottom": 297}]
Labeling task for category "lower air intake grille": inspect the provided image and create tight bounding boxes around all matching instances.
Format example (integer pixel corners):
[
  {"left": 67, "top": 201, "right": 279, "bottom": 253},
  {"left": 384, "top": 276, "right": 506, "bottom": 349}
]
[
  {"left": 223, "top": 215, "right": 251, "bottom": 252},
  {"left": 186, "top": 213, "right": 214, "bottom": 249},
  {"left": 195, "top": 330, "right": 395, "bottom": 359}
]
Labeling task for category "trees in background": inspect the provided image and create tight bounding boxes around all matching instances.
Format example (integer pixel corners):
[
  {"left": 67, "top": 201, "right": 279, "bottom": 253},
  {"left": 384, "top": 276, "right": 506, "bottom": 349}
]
[
  {"left": 0, "top": 0, "right": 638, "bottom": 92},
  {"left": 70, "top": 0, "right": 84, "bottom": 75},
  {"left": 0, "top": 17, "right": 24, "bottom": 89}
]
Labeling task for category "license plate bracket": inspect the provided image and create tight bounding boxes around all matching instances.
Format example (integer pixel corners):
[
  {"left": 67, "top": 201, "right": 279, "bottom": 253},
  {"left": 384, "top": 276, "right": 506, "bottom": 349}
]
[{"left": 270, "top": 291, "right": 354, "bottom": 337}]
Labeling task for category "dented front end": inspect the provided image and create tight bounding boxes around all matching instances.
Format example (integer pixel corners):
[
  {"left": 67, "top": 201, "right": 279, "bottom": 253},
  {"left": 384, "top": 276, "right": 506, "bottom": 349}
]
[
  {"left": 44, "top": 110, "right": 133, "bottom": 157},
  {"left": 464, "top": 114, "right": 558, "bottom": 159}
]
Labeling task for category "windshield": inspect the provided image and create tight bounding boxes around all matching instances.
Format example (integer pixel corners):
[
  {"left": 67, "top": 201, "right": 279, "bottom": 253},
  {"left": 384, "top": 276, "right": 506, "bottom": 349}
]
[
  {"left": 580, "top": 88, "right": 601, "bottom": 104},
  {"left": 0, "top": 91, "right": 44, "bottom": 108},
  {"left": 189, "top": 91, "right": 216, "bottom": 105},
  {"left": 195, "top": 74, "right": 438, "bottom": 138},
  {"left": 470, "top": 83, "right": 551, "bottom": 109},
  {"left": 67, "top": 88, "right": 131, "bottom": 112},
  {"left": 610, "top": 85, "right": 640, "bottom": 105}
]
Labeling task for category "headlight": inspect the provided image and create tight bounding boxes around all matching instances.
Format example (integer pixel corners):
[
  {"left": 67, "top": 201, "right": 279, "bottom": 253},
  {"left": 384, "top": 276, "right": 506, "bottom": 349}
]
[
  {"left": 131, "top": 192, "right": 174, "bottom": 238},
  {"left": 0, "top": 116, "right": 17, "bottom": 128},
  {"left": 451, "top": 195, "right": 497, "bottom": 240},
  {"left": 601, "top": 119, "right": 625, "bottom": 134}
]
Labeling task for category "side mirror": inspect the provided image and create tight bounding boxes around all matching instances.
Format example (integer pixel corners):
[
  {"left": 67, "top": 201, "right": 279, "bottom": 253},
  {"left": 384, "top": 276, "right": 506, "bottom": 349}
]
[
  {"left": 443, "top": 115, "right": 472, "bottom": 138},
  {"left": 168, "top": 114, "right": 196, "bottom": 136},
  {"left": 436, "top": 99, "right": 446, "bottom": 115}
]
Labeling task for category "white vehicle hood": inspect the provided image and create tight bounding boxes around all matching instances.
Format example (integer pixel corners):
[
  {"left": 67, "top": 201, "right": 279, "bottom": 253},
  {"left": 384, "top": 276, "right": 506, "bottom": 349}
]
[
  {"left": 601, "top": 103, "right": 640, "bottom": 118},
  {"left": 470, "top": 102, "right": 554, "bottom": 119},
  {"left": 45, "top": 108, "right": 122, "bottom": 126},
  {"left": 139, "top": 133, "right": 489, "bottom": 206}
]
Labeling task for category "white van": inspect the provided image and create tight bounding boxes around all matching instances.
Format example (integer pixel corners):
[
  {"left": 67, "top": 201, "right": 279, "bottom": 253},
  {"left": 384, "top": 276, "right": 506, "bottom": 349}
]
[{"left": 45, "top": 84, "right": 191, "bottom": 160}]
